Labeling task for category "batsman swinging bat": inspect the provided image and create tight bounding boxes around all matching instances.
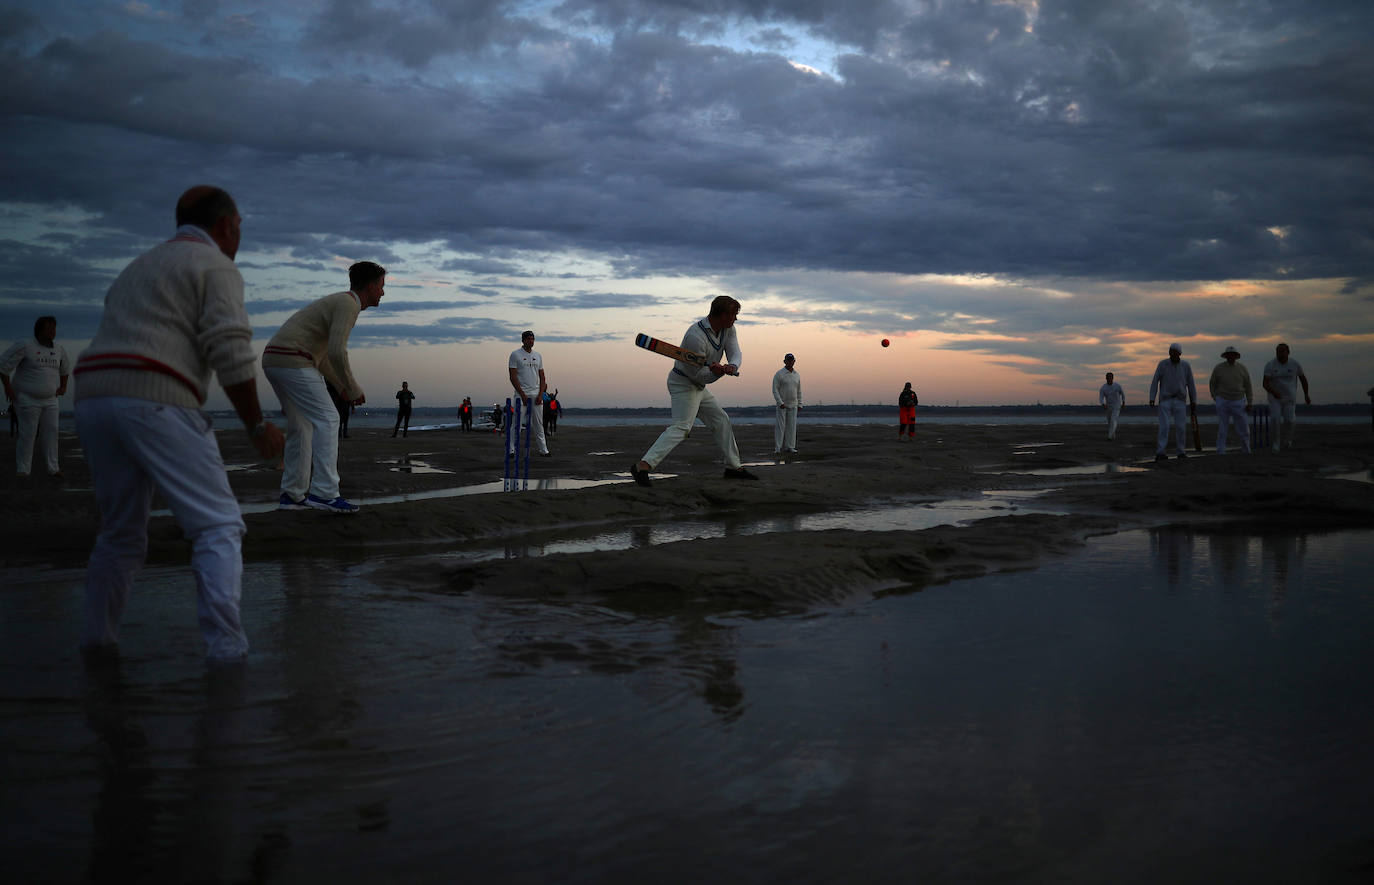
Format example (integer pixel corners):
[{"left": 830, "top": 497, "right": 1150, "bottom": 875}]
[{"left": 634, "top": 333, "right": 708, "bottom": 367}]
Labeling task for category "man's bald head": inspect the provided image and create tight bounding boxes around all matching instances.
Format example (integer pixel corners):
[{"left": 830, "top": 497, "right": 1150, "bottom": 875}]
[
  {"left": 175, "top": 186, "right": 241, "bottom": 259},
  {"left": 176, "top": 186, "right": 238, "bottom": 229}
]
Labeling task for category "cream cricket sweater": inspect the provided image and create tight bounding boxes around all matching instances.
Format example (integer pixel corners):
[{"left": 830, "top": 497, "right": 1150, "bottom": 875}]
[
  {"left": 1208, "top": 361, "right": 1253, "bottom": 402},
  {"left": 75, "top": 227, "right": 258, "bottom": 408},
  {"left": 260, "top": 291, "right": 363, "bottom": 401}
]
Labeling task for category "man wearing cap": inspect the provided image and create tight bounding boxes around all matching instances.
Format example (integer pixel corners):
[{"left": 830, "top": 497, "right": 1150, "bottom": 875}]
[
  {"left": 1262, "top": 342, "right": 1311, "bottom": 453},
  {"left": 772, "top": 353, "right": 802, "bottom": 455},
  {"left": 1148, "top": 343, "right": 1197, "bottom": 462},
  {"left": 1208, "top": 346, "right": 1253, "bottom": 455},
  {"left": 1098, "top": 372, "right": 1125, "bottom": 441}
]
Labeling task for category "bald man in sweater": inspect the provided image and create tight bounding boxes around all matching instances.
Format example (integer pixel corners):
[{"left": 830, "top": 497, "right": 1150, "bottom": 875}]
[{"left": 74, "top": 185, "right": 283, "bottom": 662}]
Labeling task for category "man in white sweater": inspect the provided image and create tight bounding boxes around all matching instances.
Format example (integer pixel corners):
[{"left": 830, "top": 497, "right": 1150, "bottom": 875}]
[
  {"left": 771, "top": 352, "right": 802, "bottom": 455},
  {"left": 0, "top": 315, "right": 70, "bottom": 476},
  {"left": 262, "top": 261, "right": 385, "bottom": 513},
  {"left": 1148, "top": 342, "right": 1198, "bottom": 462},
  {"left": 630, "top": 295, "right": 758, "bottom": 485},
  {"left": 1098, "top": 371, "right": 1125, "bottom": 441},
  {"left": 1261, "top": 342, "right": 1311, "bottom": 453},
  {"left": 73, "top": 185, "right": 284, "bottom": 662}
]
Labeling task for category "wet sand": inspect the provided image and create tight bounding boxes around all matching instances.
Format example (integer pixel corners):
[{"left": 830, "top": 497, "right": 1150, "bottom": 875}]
[
  {"left": 7, "top": 420, "right": 1374, "bottom": 883},
  {"left": 6, "top": 420, "right": 1372, "bottom": 606}
]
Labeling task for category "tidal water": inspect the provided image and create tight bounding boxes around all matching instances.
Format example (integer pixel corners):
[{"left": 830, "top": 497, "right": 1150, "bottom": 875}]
[{"left": 3, "top": 525, "right": 1372, "bottom": 883}]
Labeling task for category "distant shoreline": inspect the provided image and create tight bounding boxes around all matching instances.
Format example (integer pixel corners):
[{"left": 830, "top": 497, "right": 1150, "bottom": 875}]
[{"left": 301, "top": 401, "right": 1373, "bottom": 419}]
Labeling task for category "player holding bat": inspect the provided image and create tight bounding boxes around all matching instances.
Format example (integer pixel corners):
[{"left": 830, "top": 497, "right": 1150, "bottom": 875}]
[
  {"left": 1148, "top": 342, "right": 1198, "bottom": 463},
  {"left": 630, "top": 295, "right": 758, "bottom": 486}
]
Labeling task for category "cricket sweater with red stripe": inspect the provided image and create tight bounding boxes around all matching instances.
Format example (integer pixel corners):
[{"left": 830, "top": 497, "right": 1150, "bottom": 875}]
[
  {"left": 74, "top": 226, "right": 257, "bottom": 408},
  {"left": 260, "top": 291, "right": 363, "bottom": 401}
]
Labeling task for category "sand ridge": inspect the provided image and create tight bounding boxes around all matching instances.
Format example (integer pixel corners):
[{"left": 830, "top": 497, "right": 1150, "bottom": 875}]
[{"left": 6, "top": 421, "right": 1371, "bottom": 606}]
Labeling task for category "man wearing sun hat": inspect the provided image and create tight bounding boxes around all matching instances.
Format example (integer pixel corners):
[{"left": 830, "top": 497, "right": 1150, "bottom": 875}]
[
  {"left": 1148, "top": 342, "right": 1197, "bottom": 462},
  {"left": 1208, "top": 345, "right": 1253, "bottom": 454}
]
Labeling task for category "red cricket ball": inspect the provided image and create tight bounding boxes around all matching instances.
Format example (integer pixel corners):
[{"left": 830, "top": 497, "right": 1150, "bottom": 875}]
[{"left": 881, "top": 338, "right": 890, "bottom": 347}]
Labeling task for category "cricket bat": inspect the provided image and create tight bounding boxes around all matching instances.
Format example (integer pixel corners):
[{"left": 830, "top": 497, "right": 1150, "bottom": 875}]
[
  {"left": 1191, "top": 407, "right": 1203, "bottom": 452},
  {"left": 635, "top": 333, "right": 708, "bottom": 368}
]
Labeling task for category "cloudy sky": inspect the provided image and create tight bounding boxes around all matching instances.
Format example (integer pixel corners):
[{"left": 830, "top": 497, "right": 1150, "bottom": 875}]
[{"left": 2, "top": 0, "right": 1371, "bottom": 409}]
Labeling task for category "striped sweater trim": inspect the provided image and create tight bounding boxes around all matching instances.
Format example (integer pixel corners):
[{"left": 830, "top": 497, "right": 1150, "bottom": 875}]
[{"left": 74, "top": 352, "right": 203, "bottom": 400}]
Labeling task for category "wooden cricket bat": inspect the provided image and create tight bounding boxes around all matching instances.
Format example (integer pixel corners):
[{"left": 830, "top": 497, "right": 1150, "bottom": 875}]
[
  {"left": 1191, "top": 408, "right": 1203, "bottom": 452},
  {"left": 634, "top": 333, "right": 708, "bottom": 368}
]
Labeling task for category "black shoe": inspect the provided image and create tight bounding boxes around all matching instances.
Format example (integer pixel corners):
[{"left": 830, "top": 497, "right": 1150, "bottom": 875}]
[
  {"left": 630, "top": 463, "right": 652, "bottom": 487},
  {"left": 1155, "top": 453, "right": 1167, "bottom": 463},
  {"left": 723, "top": 467, "right": 759, "bottom": 480},
  {"left": 539, "top": 452, "right": 552, "bottom": 457},
  {"left": 1177, "top": 452, "right": 1188, "bottom": 460}
]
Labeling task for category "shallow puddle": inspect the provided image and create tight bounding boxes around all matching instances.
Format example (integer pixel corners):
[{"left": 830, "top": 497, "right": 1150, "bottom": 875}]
[
  {"left": 382, "top": 457, "right": 453, "bottom": 474},
  {"left": 996, "top": 462, "right": 1150, "bottom": 476},
  {"left": 429, "top": 490, "right": 1063, "bottom": 563}
]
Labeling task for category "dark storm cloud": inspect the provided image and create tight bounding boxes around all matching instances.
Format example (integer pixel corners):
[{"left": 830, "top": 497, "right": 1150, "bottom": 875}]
[
  {"left": 0, "top": 240, "right": 115, "bottom": 301},
  {"left": 516, "top": 291, "right": 669, "bottom": 310},
  {"left": 304, "top": 0, "right": 539, "bottom": 68},
  {"left": 351, "top": 313, "right": 525, "bottom": 345},
  {"left": 440, "top": 257, "right": 526, "bottom": 276},
  {"left": 2, "top": 0, "right": 1372, "bottom": 330}
]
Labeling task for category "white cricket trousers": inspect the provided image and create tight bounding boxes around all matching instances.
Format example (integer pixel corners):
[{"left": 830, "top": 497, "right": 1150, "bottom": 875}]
[
  {"left": 642, "top": 374, "right": 741, "bottom": 470},
  {"left": 1267, "top": 398, "right": 1297, "bottom": 452},
  {"left": 774, "top": 404, "right": 797, "bottom": 451},
  {"left": 1215, "top": 397, "right": 1250, "bottom": 454},
  {"left": 508, "top": 394, "right": 549, "bottom": 455},
  {"left": 1155, "top": 397, "right": 1188, "bottom": 455},
  {"left": 76, "top": 396, "right": 249, "bottom": 660},
  {"left": 1104, "top": 403, "right": 1121, "bottom": 440},
  {"left": 265, "top": 366, "right": 341, "bottom": 501},
  {"left": 14, "top": 392, "right": 60, "bottom": 475}
]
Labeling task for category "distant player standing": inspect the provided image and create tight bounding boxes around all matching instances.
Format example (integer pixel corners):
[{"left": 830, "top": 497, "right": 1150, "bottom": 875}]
[
  {"left": 1148, "top": 342, "right": 1197, "bottom": 462},
  {"left": 392, "top": 380, "right": 414, "bottom": 437},
  {"left": 897, "top": 382, "right": 918, "bottom": 440},
  {"left": 1098, "top": 372, "right": 1125, "bottom": 441},
  {"left": 772, "top": 353, "right": 802, "bottom": 455},
  {"left": 0, "top": 315, "right": 70, "bottom": 476},
  {"left": 1262, "top": 342, "right": 1311, "bottom": 453},
  {"left": 1208, "top": 346, "right": 1253, "bottom": 455},
  {"left": 630, "top": 295, "right": 757, "bottom": 485},
  {"left": 508, "top": 330, "right": 551, "bottom": 457}
]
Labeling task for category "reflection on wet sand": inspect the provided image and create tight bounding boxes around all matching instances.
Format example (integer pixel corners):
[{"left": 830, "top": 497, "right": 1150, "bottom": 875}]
[
  {"left": 81, "top": 655, "right": 262, "bottom": 882},
  {"left": 82, "top": 656, "right": 157, "bottom": 882},
  {"left": 1152, "top": 525, "right": 1314, "bottom": 623},
  {"left": 3, "top": 525, "right": 1368, "bottom": 881}
]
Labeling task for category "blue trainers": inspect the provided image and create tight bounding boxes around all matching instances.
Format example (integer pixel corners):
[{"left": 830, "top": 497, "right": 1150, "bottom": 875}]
[
  {"left": 278, "top": 492, "right": 310, "bottom": 511},
  {"left": 306, "top": 494, "right": 359, "bottom": 514}
]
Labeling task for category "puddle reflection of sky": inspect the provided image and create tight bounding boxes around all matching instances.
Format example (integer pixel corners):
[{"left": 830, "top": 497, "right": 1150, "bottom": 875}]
[{"left": 430, "top": 490, "right": 1064, "bottom": 563}]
